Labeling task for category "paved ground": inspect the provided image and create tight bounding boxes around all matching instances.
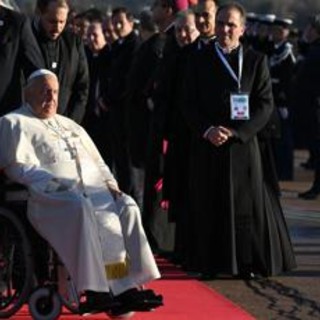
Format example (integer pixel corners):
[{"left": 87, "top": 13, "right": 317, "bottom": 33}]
[{"left": 204, "top": 150, "right": 320, "bottom": 320}]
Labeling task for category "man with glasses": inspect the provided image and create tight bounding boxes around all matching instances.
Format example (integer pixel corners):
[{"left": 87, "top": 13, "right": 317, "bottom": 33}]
[{"left": 181, "top": 2, "right": 296, "bottom": 279}]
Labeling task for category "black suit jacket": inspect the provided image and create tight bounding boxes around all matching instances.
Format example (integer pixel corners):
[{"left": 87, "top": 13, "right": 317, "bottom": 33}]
[
  {"left": 0, "top": 7, "right": 44, "bottom": 115},
  {"left": 32, "top": 22, "right": 89, "bottom": 124}
]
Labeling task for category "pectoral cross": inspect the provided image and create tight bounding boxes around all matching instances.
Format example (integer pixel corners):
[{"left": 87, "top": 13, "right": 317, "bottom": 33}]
[{"left": 63, "top": 140, "right": 77, "bottom": 160}]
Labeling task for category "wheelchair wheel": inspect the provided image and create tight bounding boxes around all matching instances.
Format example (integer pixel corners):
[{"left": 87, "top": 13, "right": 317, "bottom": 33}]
[
  {"left": 29, "top": 287, "right": 62, "bottom": 320},
  {"left": 0, "top": 207, "right": 34, "bottom": 318}
]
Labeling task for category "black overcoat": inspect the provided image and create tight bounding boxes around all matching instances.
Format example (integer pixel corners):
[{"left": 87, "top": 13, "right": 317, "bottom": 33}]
[
  {"left": 126, "top": 33, "right": 165, "bottom": 168},
  {"left": 181, "top": 43, "right": 296, "bottom": 276},
  {"left": 105, "top": 31, "right": 140, "bottom": 193},
  {"left": 83, "top": 44, "right": 113, "bottom": 166},
  {"left": 0, "top": 7, "right": 44, "bottom": 115},
  {"left": 292, "top": 39, "right": 320, "bottom": 142}
]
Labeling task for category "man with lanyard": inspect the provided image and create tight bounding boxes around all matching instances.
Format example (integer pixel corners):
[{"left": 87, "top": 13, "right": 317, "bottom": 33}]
[{"left": 181, "top": 2, "right": 296, "bottom": 278}]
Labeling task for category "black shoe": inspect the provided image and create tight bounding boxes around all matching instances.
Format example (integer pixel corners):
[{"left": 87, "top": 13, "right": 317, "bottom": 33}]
[
  {"left": 236, "top": 271, "right": 257, "bottom": 280},
  {"left": 110, "top": 288, "right": 163, "bottom": 316},
  {"left": 79, "top": 291, "right": 120, "bottom": 315},
  {"left": 298, "top": 187, "right": 320, "bottom": 200}
]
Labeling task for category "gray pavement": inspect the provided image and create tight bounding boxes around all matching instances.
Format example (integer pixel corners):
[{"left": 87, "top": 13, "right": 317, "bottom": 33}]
[{"left": 204, "top": 150, "right": 320, "bottom": 320}]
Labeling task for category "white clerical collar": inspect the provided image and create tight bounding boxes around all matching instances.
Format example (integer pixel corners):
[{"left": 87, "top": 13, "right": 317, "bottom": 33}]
[
  {"left": 200, "top": 35, "right": 216, "bottom": 44},
  {"left": 215, "top": 42, "right": 240, "bottom": 54},
  {"left": 164, "top": 22, "right": 175, "bottom": 33},
  {"left": 197, "top": 35, "right": 216, "bottom": 50}
]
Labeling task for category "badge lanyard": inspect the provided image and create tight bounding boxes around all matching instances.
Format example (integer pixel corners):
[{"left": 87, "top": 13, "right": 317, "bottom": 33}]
[{"left": 214, "top": 42, "right": 243, "bottom": 92}]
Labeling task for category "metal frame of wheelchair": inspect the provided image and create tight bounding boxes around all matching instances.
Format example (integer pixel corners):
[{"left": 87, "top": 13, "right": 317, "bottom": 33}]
[{"left": 0, "top": 178, "right": 80, "bottom": 319}]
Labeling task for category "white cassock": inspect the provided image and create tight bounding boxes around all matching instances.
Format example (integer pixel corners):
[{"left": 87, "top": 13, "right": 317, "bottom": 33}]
[{"left": 0, "top": 105, "right": 160, "bottom": 295}]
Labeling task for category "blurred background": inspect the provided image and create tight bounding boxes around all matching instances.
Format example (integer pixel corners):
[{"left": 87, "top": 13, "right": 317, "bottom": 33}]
[{"left": 3, "top": 0, "right": 320, "bottom": 28}]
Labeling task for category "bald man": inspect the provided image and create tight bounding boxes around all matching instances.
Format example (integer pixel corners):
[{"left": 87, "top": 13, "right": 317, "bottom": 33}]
[{"left": 0, "top": 69, "right": 162, "bottom": 316}]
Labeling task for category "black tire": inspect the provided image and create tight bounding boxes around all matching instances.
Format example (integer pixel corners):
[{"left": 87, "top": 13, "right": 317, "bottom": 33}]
[
  {"left": 28, "top": 287, "right": 62, "bottom": 320},
  {"left": 0, "top": 207, "right": 34, "bottom": 318}
]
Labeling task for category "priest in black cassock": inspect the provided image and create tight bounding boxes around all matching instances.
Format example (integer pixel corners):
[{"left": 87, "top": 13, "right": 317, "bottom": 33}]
[
  {"left": 161, "top": 10, "right": 199, "bottom": 264},
  {"left": 32, "top": 0, "right": 89, "bottom": 124},
  {"left": 142, "top": 0, "right": 188, "bottom": 251},
  {"left": 126, "top": 10, "right": 165, "bottom": 209},
  {"left": 106, "top": 6, "right": 140, "bottom": 194},
  {"left": 181, "top": 2, "right": 296, "bottom": 278},
  {"left": 0, "top": 3, "right": 44, "bottom": 115},
  {"left": 83, "top": 18, "right": 113, "bottom": 168}
]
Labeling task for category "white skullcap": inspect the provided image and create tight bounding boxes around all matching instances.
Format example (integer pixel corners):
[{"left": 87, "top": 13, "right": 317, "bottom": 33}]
[{"left": 27, "top": 69, "right": 58, "bottom": 83}]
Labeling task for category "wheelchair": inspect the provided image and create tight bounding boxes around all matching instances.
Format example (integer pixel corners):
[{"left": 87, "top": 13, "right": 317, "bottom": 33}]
[
  {"left": 0, "top": 175, "right": 163, "bottom": 319},
  {"left": 0, "top": 176, "right": 80, "bottom": 320}
]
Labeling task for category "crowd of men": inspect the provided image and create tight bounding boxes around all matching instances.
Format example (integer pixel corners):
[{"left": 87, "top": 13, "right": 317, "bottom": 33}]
[{"left": 1, "top": 0, "right": 320, "bottom": 282}]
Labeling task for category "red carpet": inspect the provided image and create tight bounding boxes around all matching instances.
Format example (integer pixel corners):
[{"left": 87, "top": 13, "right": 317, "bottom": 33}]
[{"left": 12, "top": 258, "right": 254, "bottom": 319}]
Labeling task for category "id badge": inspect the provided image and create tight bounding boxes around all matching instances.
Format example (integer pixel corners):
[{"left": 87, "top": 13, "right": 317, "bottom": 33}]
[{"left": 230, "top": 93, "right": 250, "bottom": 120}]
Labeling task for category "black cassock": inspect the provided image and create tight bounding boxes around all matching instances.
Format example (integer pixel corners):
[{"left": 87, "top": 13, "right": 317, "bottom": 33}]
[
  {"left": 181, "top": 43, "right": 296, "bottom": 276},
  {"left": 126, "top": 33, "right": 165, "bottom": 169},
  {"left": 83, "top": 44, "right": 113, "bottom": 167}
]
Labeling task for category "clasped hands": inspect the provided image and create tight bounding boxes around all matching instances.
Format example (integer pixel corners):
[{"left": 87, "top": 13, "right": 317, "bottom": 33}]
[{"left": 206, "top": 126, "right": 234, "bottom": 147}]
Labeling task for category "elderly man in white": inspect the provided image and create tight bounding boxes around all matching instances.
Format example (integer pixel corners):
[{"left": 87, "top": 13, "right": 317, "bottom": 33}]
[{"left": 0, "top": 69, "right": 162, "bottom": 316}]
